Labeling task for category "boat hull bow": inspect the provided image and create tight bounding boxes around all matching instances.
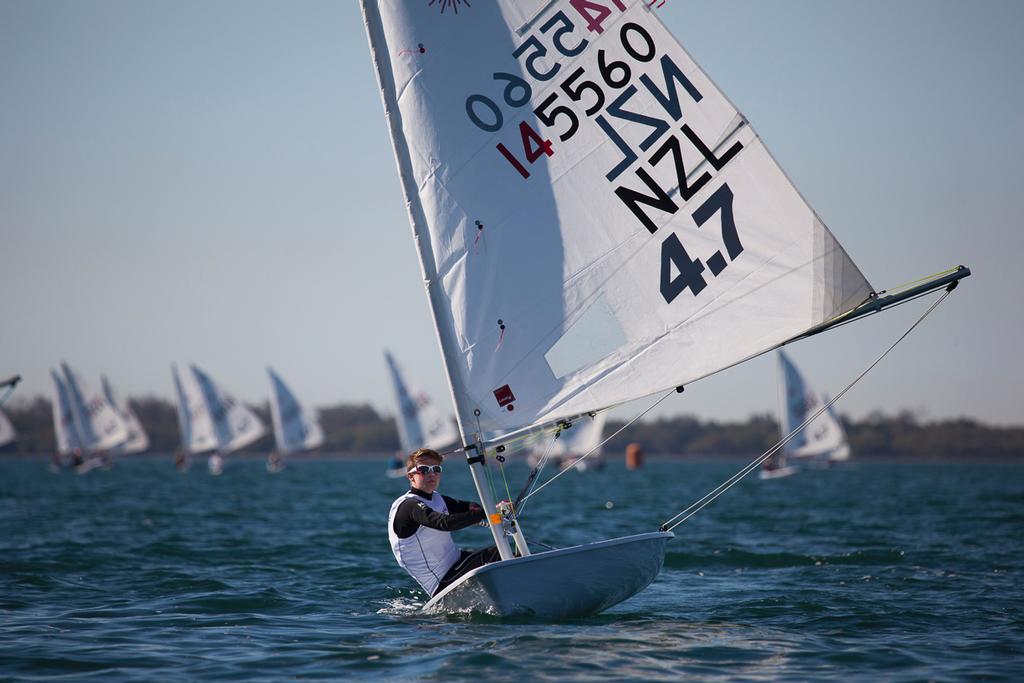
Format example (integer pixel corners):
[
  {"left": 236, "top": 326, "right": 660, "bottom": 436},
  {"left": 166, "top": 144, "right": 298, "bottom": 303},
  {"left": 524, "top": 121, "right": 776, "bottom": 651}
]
[{"left": 423, "top": 531, "right": 673, "bottom": 618}]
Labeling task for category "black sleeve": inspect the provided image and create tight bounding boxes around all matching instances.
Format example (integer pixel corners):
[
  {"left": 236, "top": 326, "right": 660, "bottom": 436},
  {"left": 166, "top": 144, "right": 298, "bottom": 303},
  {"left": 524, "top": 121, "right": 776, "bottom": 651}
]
[
  {"left": 392, "top": 498, "right": 485, "bottom": 539},
  {"left": 441, "top": 495, "right": 476, "bottom": 514}
]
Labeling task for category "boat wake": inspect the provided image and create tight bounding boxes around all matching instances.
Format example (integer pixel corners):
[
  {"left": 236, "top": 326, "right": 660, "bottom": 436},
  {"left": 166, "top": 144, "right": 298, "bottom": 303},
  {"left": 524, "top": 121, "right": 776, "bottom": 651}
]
[{"left": 375, "top": 592, "right": 424, "bottom": 616}]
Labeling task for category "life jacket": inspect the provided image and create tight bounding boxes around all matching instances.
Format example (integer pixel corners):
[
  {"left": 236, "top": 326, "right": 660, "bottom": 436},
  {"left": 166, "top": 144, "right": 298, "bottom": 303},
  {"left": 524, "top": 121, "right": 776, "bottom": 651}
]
[{"left": 388, "top": 490, "right": 461, "bottom": 595}]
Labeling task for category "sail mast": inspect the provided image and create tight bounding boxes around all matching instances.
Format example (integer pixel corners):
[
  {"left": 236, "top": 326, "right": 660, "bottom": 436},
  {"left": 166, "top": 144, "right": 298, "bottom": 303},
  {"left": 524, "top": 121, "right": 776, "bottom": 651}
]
[{"left": 361, "top": 0, "right": 513, "bottom": 559}]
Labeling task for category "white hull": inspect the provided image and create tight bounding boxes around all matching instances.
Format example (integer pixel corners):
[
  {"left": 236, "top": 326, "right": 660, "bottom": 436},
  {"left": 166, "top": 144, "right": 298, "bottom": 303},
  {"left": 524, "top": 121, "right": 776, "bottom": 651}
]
[
  {"left": 385, "top": 458, "right": 406, "bottom": 479},
  {"left": 423, "top": 531, "right": 672, "bottom": 618},
  {"left": 75, "top": 457, "right": 107, "bottom": 475},
  {"left": 828, "top": 444, "right": 851, "bottom": 462},
  {"left": 759, "top": 465, "right": 797, "bottom": 480},
  {"left": 566, "top": 455, "right": 605, "bottom": 473}
]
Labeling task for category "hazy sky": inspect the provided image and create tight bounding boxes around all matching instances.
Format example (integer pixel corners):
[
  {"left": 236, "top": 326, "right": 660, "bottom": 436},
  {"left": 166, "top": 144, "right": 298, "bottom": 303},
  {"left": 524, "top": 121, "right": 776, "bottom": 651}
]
[{"left": 2, "top": 0, "right": 1021, "bottom": 427}]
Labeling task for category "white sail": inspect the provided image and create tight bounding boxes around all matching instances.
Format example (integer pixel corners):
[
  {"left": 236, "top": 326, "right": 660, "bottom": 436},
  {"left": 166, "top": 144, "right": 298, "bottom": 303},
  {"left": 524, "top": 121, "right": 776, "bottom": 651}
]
[
  {"left": 822, "top": 396, "right": 851, "bottom": 462},
  {"left": 267, "top": 367, "right": 324, "bottom": 454},
  {"left": 60, "top": 361, "right": 128, "bottom": 453},
  {"left": 0, "top": 407, "right": 16, "bottom": 448},
  {"left": 778, "top": 350, "right": 848, "bottom": 460},
  {"left": 363, "top": 1, "right": 872, "bottom": 443},
  {"left": 102, "top": 376, "right": 150, "bottom": 455},
  {"left": 384, "top": 350, "right": 459, "bottom": 453},
  {"left": 172, "top": 363, "right": 219, "bottom": 454},
  {"left": 191, "top": 364, "right": 265, "bottom": 453},
  {"left": 51, "top": 370, "right": 82, "bottom": 455}
]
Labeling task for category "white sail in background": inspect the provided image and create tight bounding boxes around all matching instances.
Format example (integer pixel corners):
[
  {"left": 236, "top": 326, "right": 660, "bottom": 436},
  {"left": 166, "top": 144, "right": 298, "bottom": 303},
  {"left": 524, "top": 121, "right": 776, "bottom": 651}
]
[
  {"left": 191, "top": 365, "right": 265, "bottom": 453},
  {"left": 384, "top": 350, "right": 459, "bottom": 453},
  {"left": 778, "top": 350, "right": 849, "bottom": 460},
  {"left": 102, "top": 376, "right": 150, "bottom": 455},
  {"left": 0, "top": 407, "right": 16, "bottom": 448},
  {"left": 61, "top": 361, "right": 128, "bottom": 453},
  {"left": 822, "top": 395, "right": 850, "bottom": 462},
  {"left": 363, "top": 1, "right": 872, "bottom": 443},
  {"left": 267, "top": 367, "right": 324, "bottom": 454},
  {"left": 51, "top": 370, "right": 82, "bottom": 455},
  {"left": 547, "top": 412, "right": 607, "bottom": 458},
  {"left": 172, "top": 364, "right": 218, "bottom": 454}
]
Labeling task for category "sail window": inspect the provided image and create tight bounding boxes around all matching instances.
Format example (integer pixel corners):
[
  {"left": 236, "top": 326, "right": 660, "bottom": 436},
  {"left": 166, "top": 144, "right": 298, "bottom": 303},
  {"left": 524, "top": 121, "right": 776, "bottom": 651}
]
[{"left": 544, "top": 294, "right": 627, "bottom": 379}]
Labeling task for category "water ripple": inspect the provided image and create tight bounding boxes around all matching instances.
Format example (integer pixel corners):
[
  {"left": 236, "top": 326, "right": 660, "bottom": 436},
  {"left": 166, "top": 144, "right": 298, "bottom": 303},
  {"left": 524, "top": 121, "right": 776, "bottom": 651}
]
[{"left": 0, "top": 457, "right": 1021, "bottom": 681}]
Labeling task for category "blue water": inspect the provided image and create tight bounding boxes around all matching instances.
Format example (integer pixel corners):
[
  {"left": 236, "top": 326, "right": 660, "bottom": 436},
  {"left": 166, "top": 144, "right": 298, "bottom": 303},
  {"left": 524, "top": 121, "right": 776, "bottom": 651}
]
[{"left": 1, "top": 457, "right": 1022, "bottom": 681}]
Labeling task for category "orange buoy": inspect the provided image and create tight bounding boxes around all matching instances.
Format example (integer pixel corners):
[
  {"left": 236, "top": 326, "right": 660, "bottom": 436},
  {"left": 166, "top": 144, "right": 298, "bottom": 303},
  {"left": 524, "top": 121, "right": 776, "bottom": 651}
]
[{"left": 625, "top": 442, "right": 644, "bottom": 470}]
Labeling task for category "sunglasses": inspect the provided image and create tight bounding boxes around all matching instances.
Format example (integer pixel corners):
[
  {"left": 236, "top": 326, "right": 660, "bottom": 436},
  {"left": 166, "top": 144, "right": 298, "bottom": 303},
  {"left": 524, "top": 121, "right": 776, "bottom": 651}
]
[{"left": 408, "top": 465, "right": 443, "bottom": 475}]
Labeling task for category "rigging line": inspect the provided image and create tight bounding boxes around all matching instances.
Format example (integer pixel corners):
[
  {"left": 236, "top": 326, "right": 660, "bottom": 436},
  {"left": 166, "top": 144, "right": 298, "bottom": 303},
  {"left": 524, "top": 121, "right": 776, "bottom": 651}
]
[
  {"left": 482, "top": 417, "right": 584, "bottom": 456},
  {"left": 496, "top": 453, "right": 514, "bottom": 507},
  {"left": 521, "top": 387, "right": 680, "bottom": 506},
  {"left": 480, "top": 441, "right": 504, "bottom": 511},
  {"left": 660, "top": 287, "right": 954, "bottom": 532},
  {"left": 482, "top": 450, "right": 499, "bottom": 506},
  {"left": 514, "top": 426, "right": 561, "bottom": 517},
  {"left": 662, "top": 287, "right": 954, "bottom": 531},
  {"left": 471, "top": 405, "right": 501, "bottom": 507}
]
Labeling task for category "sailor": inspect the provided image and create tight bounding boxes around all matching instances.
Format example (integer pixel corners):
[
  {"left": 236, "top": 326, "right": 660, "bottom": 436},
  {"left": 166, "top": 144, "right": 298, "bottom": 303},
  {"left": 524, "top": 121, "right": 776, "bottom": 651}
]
[{"left": 388, "top": 448, "right": 500, "bottom": 597}]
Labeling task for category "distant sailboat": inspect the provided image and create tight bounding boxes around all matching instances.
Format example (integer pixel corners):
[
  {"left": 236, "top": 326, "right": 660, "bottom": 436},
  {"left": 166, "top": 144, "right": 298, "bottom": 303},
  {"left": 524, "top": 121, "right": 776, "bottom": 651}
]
[
  {"left": 102, "top": 376, "right": 150, "bottom": 455},
  {"left": 51, "top": 370, "right": 83, "bottom": 470},
  {"left": 0, "top": 407, "right": 15, "bottom": 449},
  {"left": 758, "top": 449, "right": 796, "bottom": 480},
  {"left": 61, "top": 361, "right": 129, "bottom": 473},
  {"left": 383, "top": 350, "right": 458, "bottom": 477},
  {"left": 171, "top": 363, "right": 219, "bottom": 471},
  {"left": 190, "top": 364, "right": 266, "bottom": 475},
  {"left": 763, "top": 351, "right": 851, "bottom": 478},
  {"left": 267, "top": 367, "right": 324, "bottom": 472},
  {"left": 362, "top": 0, "right": 968, "bottom": 617}
]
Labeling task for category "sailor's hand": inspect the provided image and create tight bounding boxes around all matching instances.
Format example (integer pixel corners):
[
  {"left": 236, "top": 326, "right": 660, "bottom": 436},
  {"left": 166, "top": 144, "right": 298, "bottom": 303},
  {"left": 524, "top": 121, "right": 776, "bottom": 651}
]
[{"left": 469, "top": 503, "right": 487, "bottom": 525}]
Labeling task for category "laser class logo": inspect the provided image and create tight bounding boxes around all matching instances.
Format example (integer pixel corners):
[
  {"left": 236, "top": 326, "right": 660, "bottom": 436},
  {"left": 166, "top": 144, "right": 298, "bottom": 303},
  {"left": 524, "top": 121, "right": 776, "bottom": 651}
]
[{"left": 428, "top": 0, "right": 470, "bottom": 14}]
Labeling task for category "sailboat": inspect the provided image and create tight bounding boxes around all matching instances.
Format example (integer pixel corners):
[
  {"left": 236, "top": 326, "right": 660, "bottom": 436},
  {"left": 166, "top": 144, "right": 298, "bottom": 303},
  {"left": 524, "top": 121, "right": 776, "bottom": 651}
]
[
  {"left": 60, "top": 361, "right": 129, "bottom": 473},
  {"left": 190, "top": 364, "right": 266, "bottom": 474},
  {"left": 102, "top": 376, "right": 150, "bottom": 455},
  {"left": 50, "top": 370, "right": 83, "bottom": 470},
  {"left": 0, "top": 407, "right": 15, "bottom": 450},
  {"left": 171, "top": 363, "right": 218, "bottom": 471},
  {"left": 758, "top": 448, "right": 796, "bottom": 479},
  {"left": 362, "top": 0, "right": 968, "bottom": 617},
  {"left": 383, "top": 350, "right": 459, "bottom": 477},
  {"left": 762, "top": 350, "right": 849, "bottom": 479},
  {"left": 267, "top": 367, "right": 324, "bottom": 472}
]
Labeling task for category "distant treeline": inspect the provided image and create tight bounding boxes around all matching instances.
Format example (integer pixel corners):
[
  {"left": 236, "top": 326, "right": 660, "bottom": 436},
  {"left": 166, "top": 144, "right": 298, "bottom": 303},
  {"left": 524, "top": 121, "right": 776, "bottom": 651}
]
[
  {"left": 2, "top": 396, "right": 1022, "bottom": 458},
  {"left": 602, "top": 412, "right": 1024, "bottom": 459}
]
